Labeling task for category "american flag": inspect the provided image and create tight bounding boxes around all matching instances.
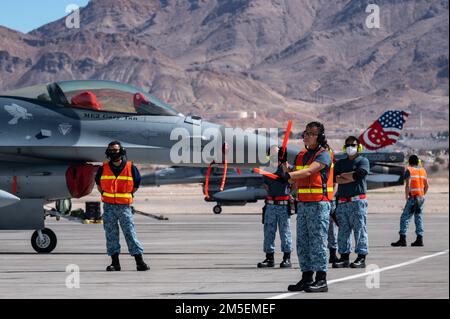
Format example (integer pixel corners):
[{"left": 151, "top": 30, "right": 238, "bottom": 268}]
[{"left": 359, "top": 110, "right": 409, "bottom": 150}]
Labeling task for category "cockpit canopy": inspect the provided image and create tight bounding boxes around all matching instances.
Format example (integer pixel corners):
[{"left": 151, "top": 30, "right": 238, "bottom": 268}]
[{"left": 1, "top": 80, "right": 181, "bottom": 116}]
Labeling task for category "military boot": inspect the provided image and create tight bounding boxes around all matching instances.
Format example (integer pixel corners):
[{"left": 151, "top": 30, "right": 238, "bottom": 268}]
[
  {"left": 391, "top": 234, "right": 407, "bottom": 247},
  {"left": 106, "top": 254, "right": 121, "bottom": 271},
  {"left": 328, "top": 248, "right": 339, "bottom": 264},
  {"left": 350, "top": 254, "right": 366, "bottom": 268},
  {"left": 287, "top": 271, "right": 314, "bottom": 291},
  {"left": 332, "top": 253, "right": 350, "bottom": 268},
  {"left": 304, "top": 271, "right": 328, "bottom": 293},
  {"left": 257, "top": 253, "right": 275, "bottom": 268},
  {"left": 134, "top": 254, "right": 150, "bottom": 271},
  {"left": 411, "top": 235, "right": 424, "bottom": 247},
  {"left": 280, "top": 252, "right": 292, "bottom": 268}
]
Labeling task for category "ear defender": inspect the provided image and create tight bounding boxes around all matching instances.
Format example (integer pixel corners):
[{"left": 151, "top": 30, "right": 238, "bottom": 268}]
[
  {"left": 407, "top": 157, "right": 421, "bottom": 166},
  {"left": 358, "top": 144, "right": 363, "bottom": 152},
  {"left": 319, "top": 134, "right": 324, "bottom": 144},
  {"left": 317, "top": 132, "right": 326, "bottom": 145}
]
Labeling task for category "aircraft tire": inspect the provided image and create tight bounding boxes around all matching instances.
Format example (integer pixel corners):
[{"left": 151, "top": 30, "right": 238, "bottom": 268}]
[
  {"left": 213, "top": 205, "right": 222, "bottom": 214},
  {"left": 31, "top": 228, "right": 57, "bottom": 253}
]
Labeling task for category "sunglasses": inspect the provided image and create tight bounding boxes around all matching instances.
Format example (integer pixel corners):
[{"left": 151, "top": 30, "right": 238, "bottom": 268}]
[{"left": 344, "top": 143, "right": 358, "bottom": 148}]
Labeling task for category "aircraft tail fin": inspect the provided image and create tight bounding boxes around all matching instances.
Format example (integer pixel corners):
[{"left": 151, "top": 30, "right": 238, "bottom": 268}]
[{"left": 358, "top": 110, "right": 409, "bottom": 151}]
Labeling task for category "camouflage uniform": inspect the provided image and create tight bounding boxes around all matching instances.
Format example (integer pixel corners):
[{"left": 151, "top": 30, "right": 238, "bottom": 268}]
[
  {"left": 263, "top": 204, "right": 292, "bottom": 253},
  {"left": 335, "top": 200, "right": 369, "bottom": 255},
  {"left": 296, "top": 201, "right": 331, "bottom": 272},
  {"left": 103, "top": 202, "right": 144, "bottom": 256},
  {"left": 328, "top": 218, "right": 338, "bottom": 250},
  {"left": 327, "top": 201, "right": 338, "bottom": 250},
  {"left": 400, "top": 198, "right": 425, "bottom": 236}
]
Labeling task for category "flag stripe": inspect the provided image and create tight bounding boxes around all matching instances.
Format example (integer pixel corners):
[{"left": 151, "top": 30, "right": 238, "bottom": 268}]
[
  {"left": 384, "top": 128, "right": 402, "bottom": 134},
  {"left": 387, "top": 134, "right": 399, "bottom": 140},
  {"left": 384, "top": 131, "right": 400, "bottom": 136}
]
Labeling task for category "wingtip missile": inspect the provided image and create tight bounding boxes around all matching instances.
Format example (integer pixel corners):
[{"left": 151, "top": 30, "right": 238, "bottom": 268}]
[{"left": 213, "top": 186, "right": 268, "bottom": 201}]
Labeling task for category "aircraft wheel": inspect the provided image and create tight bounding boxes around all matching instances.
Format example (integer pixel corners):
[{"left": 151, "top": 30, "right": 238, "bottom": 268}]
[
  {"left": 213, "top": 205, "right": 222, "bottom": 214},
  {"left": 31, "top": 228, "right": 57, "bottom": 253},
  {"left": 56, "top": 198, "right": 72, "bottom": 215}
]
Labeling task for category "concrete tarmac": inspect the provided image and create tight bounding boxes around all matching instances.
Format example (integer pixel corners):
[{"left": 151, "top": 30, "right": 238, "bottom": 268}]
[{"left": 0, "top": 185, "right": 448, "bottom": 299}]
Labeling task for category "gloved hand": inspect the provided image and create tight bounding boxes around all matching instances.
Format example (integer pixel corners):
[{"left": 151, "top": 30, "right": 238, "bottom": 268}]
[
  {"left": 276, "top": 171, "right": 291, "bottom": 182},
  {"left": 278, "top": 148, "right": 288, "bottom": 163}
]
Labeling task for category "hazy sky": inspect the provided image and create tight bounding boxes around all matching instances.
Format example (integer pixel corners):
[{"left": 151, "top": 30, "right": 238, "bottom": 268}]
[{"left": 0, "top": 0, "right": 90, "bottom": 33}]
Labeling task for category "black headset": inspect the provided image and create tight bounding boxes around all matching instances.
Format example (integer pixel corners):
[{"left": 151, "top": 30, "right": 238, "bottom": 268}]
[
  {"left": 317, "top": 127, "right": 326, "bottom": 145},
  {"left": 105, "top": 141, "right": 127, "bottom": 158}
]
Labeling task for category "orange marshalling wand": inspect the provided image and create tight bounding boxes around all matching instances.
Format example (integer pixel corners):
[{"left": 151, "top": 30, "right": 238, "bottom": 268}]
[
  {"left": 219, "top": 159, "right": 228, "bottom": 191},
  {"left": 253, "top": 168, "right": 278, "bottom": 180},
  {"left": 281, "top": 120, "right": 292, "bottom": 158},
  {"left": 204, "top": 162, "right": 214, "bottom": 199}
]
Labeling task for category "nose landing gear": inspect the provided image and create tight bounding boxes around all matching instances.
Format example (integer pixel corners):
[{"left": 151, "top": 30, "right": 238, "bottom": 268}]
[
  {"left": 213, "top": 205, "right": 222, "bottom": 214},
  {"left": 31, "top": 228, "right": 57, "bottom": 253}
]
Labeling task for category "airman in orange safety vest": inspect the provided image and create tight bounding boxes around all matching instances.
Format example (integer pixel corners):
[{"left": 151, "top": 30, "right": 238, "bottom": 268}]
[
  {"left": 277, "top": 122, "right": 333, "bottom": 293},
  {"left": 391, "top": 154, "right": 428, "bottom": 247},
  {"left": 96, "top": 141, "right": 150, "bottom": 272}
]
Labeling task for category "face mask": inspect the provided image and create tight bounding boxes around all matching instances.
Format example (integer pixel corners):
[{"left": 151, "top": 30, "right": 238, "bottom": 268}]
[{"left": 346, "top": 146, "right": 358, "bottom": 156}]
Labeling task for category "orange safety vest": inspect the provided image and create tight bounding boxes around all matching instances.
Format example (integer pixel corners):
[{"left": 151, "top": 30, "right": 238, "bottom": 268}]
[
  {"left": 407, "top": 166, "right": 427, "bottom": 197},
  {"left": 100, "top": 161, "right": 134, "bottom": 205},
  {"left": 295, "top": 148, "right": 334, "bottom": 202}
]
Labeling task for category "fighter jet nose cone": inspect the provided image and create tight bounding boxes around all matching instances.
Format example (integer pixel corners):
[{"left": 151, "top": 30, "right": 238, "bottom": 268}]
[{"left": 0, "top": 190, "right": 20, "bottom": 208}]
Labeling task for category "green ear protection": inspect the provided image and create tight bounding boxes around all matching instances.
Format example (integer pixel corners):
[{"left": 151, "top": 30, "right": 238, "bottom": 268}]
[
  {"left": 407, "top": 159, "right": 422, "bottom": 165},
  {"left": 407, "top": 155, "right": 422, "bottom": 166}
]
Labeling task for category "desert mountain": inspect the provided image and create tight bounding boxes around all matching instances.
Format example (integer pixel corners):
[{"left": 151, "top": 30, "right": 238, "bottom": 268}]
[{"left": 0, "top": 0, "right": 448, "bottom": 131}]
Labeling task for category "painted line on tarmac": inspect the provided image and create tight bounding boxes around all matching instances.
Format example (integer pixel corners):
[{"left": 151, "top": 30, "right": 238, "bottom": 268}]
[{"left": 268, "top": 249, "right": 449, "bottom": 299}]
